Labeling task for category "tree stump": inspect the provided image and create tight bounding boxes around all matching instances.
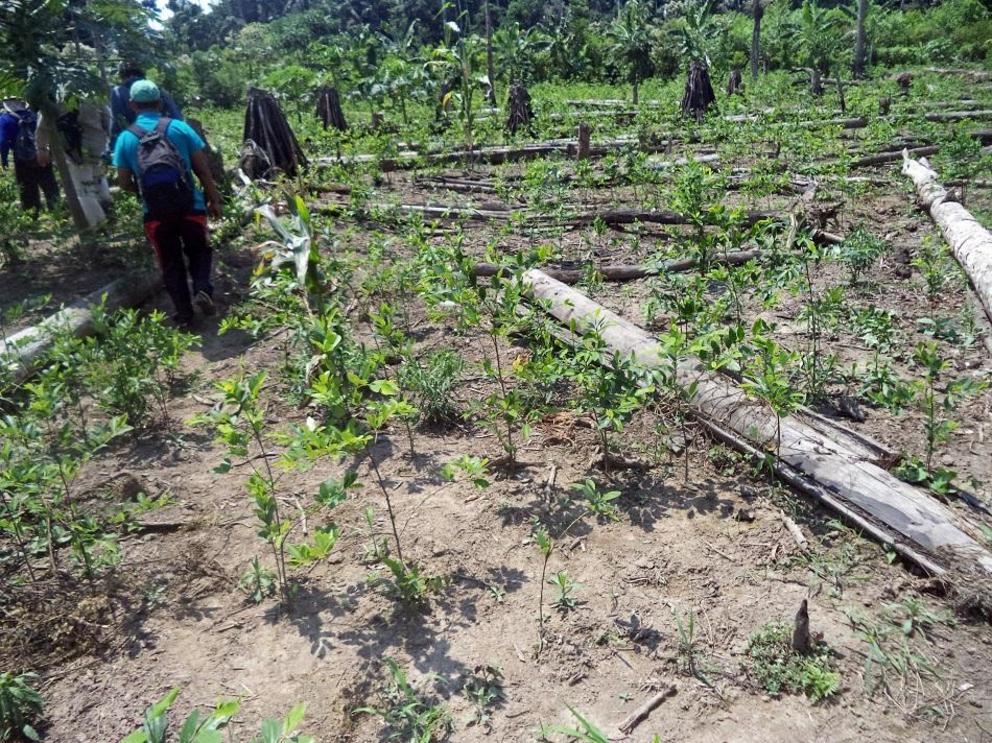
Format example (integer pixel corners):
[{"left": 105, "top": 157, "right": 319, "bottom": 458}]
[
  {"left": 879, "top": 96, "right": 892, "bottom": 116},
  {"left": 811, "top": 69, "right": 824, "bottom": 97},
  {"left": 242, "top": 87, "right": 307, "bottom": 180},
  {"left": 792, "top": 599, "right": 812, "bottom": 654},
  {"left": 727, "top": 69, "right": 744, "bottom": 96},
  {"left": 506, "top": 81, "right": 535, "bottom": 136},
  {"left": 897, "top": 72, "right": 913, "bottom": 96},
  {"left": 681, "top": 60, "right": 717, "bottom": 121},
  {"left": 371, "top": 111, "right": 384, "bottom": 132},
  {"left": 577, "top": 123, "right": 591, "bottom": 160},
  {"left": 316, "top": 86, "right": 348, "bottom": 131}
]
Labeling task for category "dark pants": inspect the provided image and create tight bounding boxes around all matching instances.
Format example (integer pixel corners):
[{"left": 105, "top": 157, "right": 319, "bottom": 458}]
[
  {"left": 144, "top": 212, "right": 213, "bottom": 320},
  {"left": 14, "top": 160, "right": 59, "bottom": 212}
]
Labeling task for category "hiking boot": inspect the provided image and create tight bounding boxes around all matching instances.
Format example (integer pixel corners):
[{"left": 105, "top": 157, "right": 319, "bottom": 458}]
[
  {"left": 172, "top": 312, "right": 194, "bottom": 330},
  {"left": 194, "top": 290, "right": 215, "bottom": 316}
]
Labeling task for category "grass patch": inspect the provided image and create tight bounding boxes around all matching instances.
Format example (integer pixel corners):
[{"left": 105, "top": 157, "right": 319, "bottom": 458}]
[{"left": 746, "top": 622, "right": 841, "bottom": 703}]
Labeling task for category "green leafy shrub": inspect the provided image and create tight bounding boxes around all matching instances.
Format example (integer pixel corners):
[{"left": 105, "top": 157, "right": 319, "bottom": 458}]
[{"left": 398, "top": 350, "right": 465, "bottom": 424}]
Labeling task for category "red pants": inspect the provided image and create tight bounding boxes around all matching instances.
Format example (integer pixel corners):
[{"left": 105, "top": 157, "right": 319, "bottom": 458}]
[{"left": 144, "top": 212, "right": 212, "bottom": 319}]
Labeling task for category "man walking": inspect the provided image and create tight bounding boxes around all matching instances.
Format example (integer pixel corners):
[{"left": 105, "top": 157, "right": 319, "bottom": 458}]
[
  {"left": 110, "top": 62, "right": 183, "bottom": 142},
  {"left": 0, "top": 100, "right": 60, "bottom": 213},
  {"left": 113, "top": 80, "right": 222, "bottom": 327}
]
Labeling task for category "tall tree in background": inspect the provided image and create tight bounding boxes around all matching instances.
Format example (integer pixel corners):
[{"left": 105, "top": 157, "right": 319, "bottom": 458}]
[
  {"left": 853, "top": 0, "right": 868, "bottom": 77},
  {"left": 750, "top": 0, "right": 762, "bottom": 82},
  {"left": 607, "top": 0, "right": 653, "bottom": 105}
]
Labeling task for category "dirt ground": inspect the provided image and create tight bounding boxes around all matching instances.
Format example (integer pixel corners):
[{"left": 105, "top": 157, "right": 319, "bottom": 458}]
[{"left": 5, "top": 89, "right": 992, "bottom": 743}]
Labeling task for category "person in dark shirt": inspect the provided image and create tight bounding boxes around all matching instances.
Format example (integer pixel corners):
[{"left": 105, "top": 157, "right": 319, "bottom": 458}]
[
  {"left": 0, "top": 99, "right": 59, "bottom": 213},
  {"left": 110, "top": 62, "right": 183, "bottom": 142}
]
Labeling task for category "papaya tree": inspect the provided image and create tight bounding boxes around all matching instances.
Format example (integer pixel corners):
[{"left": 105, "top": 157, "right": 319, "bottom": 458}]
[{"left": 607, "top": 0, "right": 654, "bottom": 105}]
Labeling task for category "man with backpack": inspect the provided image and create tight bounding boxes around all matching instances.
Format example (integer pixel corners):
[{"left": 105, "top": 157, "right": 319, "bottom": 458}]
[
  {"left": 110, "top": 62, "right": 183, "bottom": 143},
  {"left": 113, "top": 80, "right": 222, "bottom": 327},
  {"left": 0, "top": 100, "right": 60, "bottom": 213}
]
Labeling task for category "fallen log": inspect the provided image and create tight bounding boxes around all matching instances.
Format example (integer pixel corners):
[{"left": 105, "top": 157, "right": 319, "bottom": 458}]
[
  {"left": 926, "top": 68, "right": 992, "bottom": 82},
  {"left": 924, "top": 110, "right": 992, "bottom": 122},
  {"left": 0, "top": 269, "right": 161, "bottom": 386},
  {"left": 521, "top": 268, "right": 992, "bottom": 577},
  {"left": 554, "top": 207, "right": 777, "bottom": 229},
  {"left": 473, "top": 249, "right": 762, "bottom": 284},
  {"left": 902, "top": 151, "right": 992, "bottom": 326},
  {"left": 849, "top": 145, "right": 938, "bottom": 169}
]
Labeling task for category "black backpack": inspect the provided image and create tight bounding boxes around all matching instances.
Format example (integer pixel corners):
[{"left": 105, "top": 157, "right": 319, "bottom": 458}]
[
  {"left": 12, "top": 109, "right": 38, "bottom": 165},
  {"left": 128, "top": 117, "right": 193, "bottom": 219},
  {"left": 56, "top": 110, "right": 84, "bottom": 164}
]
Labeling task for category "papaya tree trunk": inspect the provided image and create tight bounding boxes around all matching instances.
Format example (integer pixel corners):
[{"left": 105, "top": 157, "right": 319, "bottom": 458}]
[
  {"left": 750, "top": 0, "right": 763, "bottom": 83},
  {"left": 854, "top": 0, "right": 868, "bottom": 78}
]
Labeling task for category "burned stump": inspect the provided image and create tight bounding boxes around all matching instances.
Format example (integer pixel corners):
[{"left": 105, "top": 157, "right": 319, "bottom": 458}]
[
  {"left": 681, "top": 60, "right": 717, "bottom": 121},
  {"left": 316, "top": 86, "right": 348, "bottom": 132},
  {"left": 242, "top": 86, "right": 307, "bottom": 180},
  {"left": 506, "top": 81, "right": 535, "bottom": 136},
  {"left": 186, "top": 118, "right": 226, "bottom": 192}
]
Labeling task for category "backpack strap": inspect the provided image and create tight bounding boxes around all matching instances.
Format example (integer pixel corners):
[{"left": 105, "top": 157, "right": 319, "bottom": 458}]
[
  {"left": 127, "top": 123, "right": 148, "bottom": 139},
  {"left": 155, "top": 117, "right": 172, "bottom": 136}
]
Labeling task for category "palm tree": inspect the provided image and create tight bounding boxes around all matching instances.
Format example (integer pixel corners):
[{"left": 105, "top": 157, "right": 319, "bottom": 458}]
[{"left": 607, "top": 0, "right": 654, "bottom": 105}]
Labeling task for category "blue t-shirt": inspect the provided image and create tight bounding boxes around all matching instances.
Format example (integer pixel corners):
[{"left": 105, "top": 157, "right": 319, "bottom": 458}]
[{"left": 112, "top": 112, "right": 205, "bottom": 214}]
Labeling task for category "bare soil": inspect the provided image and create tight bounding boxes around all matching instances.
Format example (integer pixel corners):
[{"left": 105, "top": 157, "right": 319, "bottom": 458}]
[{"left": 5, "top": 91, "right": 992, "bottom": 743}]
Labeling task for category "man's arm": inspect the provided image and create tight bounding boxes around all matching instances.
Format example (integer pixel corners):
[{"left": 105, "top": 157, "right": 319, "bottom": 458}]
[
  {"left": 117, "top": 166, "right": 138, "bottom": 194},
  {"left": 190, "top": 150, "right": 222, "bottom": 218}
]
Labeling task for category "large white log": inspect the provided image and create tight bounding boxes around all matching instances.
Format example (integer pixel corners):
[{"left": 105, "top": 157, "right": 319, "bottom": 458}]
[
  {"left": 1, "top": 269, "right": 161, "bottom": 385},
  {"left": 522, "top": 268, "right": 992, "bottom": 576},
  {"left": 902, "top": 151, "right": 992, "bottom": 325}
]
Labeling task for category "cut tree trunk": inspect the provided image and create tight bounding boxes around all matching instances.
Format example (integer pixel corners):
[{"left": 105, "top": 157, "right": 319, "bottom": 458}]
[
  {"left": 521, "top": 269, "right": 992, "bottom": 577},
  {"left": 556, "top": 208, "right": 775, "bottom": 229},
  {"left": 924, "top": 110, "right": 992, "bottom": 122},
  {"left": 577, "top": 123, "right": 591, "bottom": 160},
  {"left": 316, "top": 87, "right": 348, "bottom": 131},
  {"left": 727, "top": 69, "right": 744, "bottom": 96},
  {"left": 902, "top": 151, "right": 992, "bottom": 327},
  {"left": 242, "top": 87, "right": 307, "bottom": 179},
  {"left": 681, "top": 60, "right": 717, "bottom": 121},
  {"left": 1, "top": 269, "right": 161, "bottom": 385},
  {"left": 506, "top": 82, "right": 535, "bottom": 136}
]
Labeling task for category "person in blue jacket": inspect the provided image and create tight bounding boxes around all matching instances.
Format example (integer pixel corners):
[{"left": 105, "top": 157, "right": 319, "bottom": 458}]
[
  {"left": 0, "top": 99, "right": 59, "bottom": 213},
  {"left": 110, "top": 62, "right": 183, "bottom": 142}
]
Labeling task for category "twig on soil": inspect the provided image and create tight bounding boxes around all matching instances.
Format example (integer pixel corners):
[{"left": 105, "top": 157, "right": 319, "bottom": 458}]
[
  {"left": 779, "top": 510, "right": 809, "bottom": 552},
  {"left": 616, "top": 685, "right": 677, "bottom": 735}
]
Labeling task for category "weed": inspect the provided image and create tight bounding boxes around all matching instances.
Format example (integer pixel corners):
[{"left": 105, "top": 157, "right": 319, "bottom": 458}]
[
  {"left": 462, "top": 665, "right": 504, "bottom": 727},
  {"left": 239, "top": 557, "right": 277, "bottom": 604},
  {"left": 355, "top": 658, "right": 451, "bottom": 742},
  {"left": 746, "top": 622, "right": 840, "bottom": 702},
  {"left": 440, "top": 455, "right": 491, "bottom": 490},
  {"left": 549, "top": 570, "right": 581, "bottom": 613},
  {"left": 884, "top": 596, "right": 956, "bottom": 640},
  {"left": 0, "top": 672, "right": 42, "bottom": 742},
  {"left": 741, "top": 320, "right": 805, "bottom": 457},
  {"left": 570, "top": 479, "right": 622, "bottom": 522},
  {"left": 377, "top": 556, "right": 447, "bottom": 606},
  {"left": 548, "top": 705, "right": 610, "bottom": 743},
  {"left": 833, "top": 228, "right": 887, "bottom": 286},
  {"left": 399, "top": 349, "right": 466, "bottom": 425}
]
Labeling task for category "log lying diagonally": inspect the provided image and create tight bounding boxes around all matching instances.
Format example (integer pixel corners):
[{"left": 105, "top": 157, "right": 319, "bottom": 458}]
[
  {"left": 902, "top": 151, "right": 992, "bottom": 326},
  {"left": 522, "top": 269, "right": 992, "bottom": 577},
  {"left": 1, "top": 269, "right": 161, "bottom": 386}
]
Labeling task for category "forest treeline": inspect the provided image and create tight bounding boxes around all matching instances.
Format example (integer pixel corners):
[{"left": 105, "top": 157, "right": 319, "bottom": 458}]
[{"left": 162, "top": 0, "right": 991, "bottom": 109}]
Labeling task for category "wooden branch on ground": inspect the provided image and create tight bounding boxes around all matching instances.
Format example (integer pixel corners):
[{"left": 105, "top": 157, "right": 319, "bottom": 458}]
[
  {"left": 473, "top": 249, "right": 762, "bottom": 284},
  {"left": 0, "top": 269, "right": 161, "bottom": 385},
  {"left": 554, "top": 208, "right": 777, "bottom": 229},
  {"left": 521, "top": 269, "right": 992, "bottom": 577},
  {"left": 902, "top": 151, "right": 992, "bottom": 328},
  {"left": 616, "top": 686, "right": 677, "bottom": 734}
]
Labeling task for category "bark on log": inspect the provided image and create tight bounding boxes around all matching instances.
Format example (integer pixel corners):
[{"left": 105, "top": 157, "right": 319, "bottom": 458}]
[
  {"left": 506, "top": 82, "right": 535, "bottom": 136},
  {"left": 902, "top": 151, "right": 992, "bottom": 327},
  {"left": 521, "top": 269, "right": 992, "bottom": 576},
  {"left": 577, "top": 123, "right": 591, "bottom": 160},
  {"left": 0, "top": 269, "right": 161, "bottom": 385},
  {"left": 727, "top": 69, "right": 744, "bottom": 96},
  {"left": 557, "top": 208, "right": 776, "bottom": 229}
]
